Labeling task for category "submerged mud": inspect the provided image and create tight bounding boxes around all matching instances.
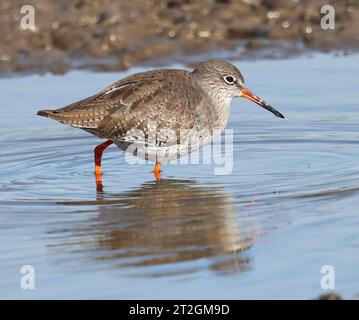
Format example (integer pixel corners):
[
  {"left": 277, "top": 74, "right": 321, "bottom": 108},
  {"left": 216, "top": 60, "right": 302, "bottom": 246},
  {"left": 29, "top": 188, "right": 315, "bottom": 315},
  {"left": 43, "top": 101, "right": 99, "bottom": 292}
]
[{"left": 0, "top": 0, "right": 358, "bottom": 76}]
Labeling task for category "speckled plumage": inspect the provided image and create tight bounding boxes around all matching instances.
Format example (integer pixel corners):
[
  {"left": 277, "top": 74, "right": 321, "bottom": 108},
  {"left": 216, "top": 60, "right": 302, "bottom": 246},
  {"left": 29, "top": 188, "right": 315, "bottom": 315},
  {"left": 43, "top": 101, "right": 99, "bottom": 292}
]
[{"left": 37, "top": 60, "right": 283, "bottom": 162}]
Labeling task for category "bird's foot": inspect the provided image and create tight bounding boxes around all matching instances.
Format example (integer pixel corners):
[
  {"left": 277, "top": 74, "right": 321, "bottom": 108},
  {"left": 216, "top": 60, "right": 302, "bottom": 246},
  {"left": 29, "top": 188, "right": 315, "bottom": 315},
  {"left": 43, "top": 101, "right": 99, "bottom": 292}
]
[{"left": 152, "top": 161, "right": 161, "bottom": 180}]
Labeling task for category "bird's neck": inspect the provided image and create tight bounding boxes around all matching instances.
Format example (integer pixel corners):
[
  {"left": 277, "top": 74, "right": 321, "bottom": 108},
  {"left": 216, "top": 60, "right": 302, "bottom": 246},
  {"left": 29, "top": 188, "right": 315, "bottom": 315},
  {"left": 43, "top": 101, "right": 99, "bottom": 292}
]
[
  {"left": 206, "top": 87, "right": 232, "bottom": 129},
  {"left": 194, "top": 76, "right": 232, "bottom": 129}
]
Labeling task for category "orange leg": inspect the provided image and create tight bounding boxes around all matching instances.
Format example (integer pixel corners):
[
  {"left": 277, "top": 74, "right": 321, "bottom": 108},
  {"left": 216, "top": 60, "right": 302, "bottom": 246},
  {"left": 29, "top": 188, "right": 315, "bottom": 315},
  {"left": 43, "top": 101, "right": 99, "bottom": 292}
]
[
  {"left": 94, "top": 140, "right": 113, "bottom": 192},
  {"left": 152, "top": 161, "right": 161, "bottom": 180}
]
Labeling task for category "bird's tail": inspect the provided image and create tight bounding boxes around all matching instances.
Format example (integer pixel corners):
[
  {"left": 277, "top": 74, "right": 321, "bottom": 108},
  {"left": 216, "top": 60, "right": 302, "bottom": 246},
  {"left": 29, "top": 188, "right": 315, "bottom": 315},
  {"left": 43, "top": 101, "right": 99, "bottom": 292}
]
[
  {"left": 36, "top": 108, "right": 98, "bottom": 133},
  {"left": 37, "top": 109, "right": 63, "bottom": 120},
  {"left": 37, "top": 109, "right": 53, "bottom": 117}
]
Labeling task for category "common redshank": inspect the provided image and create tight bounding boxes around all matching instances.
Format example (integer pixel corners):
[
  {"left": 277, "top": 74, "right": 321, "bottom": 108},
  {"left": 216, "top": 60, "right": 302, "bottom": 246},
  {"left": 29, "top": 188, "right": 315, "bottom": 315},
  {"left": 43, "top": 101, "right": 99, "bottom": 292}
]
[{"left": 37, "top": 60, "right": 284, "bottom": 190}]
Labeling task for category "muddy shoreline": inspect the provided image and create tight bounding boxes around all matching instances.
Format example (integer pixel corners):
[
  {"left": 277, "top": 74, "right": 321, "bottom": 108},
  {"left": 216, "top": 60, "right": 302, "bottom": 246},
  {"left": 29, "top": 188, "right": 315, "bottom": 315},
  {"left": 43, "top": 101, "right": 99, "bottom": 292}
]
[{"left": 0, "top": 0, "right": 358, "bottom": 76}]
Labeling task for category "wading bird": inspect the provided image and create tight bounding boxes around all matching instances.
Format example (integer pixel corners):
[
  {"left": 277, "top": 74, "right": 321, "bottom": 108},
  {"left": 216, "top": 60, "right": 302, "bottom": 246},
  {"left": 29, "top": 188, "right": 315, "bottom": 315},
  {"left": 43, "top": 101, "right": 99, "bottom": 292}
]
[{"left": 38, "top": 60, "right": 284, "bottom": 191}]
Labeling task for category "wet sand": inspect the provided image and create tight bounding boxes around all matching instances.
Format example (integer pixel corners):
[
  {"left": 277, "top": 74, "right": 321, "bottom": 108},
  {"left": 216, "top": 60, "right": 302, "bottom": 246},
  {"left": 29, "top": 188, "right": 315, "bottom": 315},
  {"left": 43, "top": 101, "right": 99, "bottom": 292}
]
[{"left": 1, "top": 0, "right": 358, "bottom": 76}]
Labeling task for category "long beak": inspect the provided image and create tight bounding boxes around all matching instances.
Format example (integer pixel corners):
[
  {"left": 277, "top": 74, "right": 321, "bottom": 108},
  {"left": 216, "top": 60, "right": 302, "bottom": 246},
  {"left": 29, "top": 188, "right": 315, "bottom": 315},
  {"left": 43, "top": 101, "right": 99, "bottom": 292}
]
[{"left": 241, "top": 87, "right": 284, "bottom": 119}]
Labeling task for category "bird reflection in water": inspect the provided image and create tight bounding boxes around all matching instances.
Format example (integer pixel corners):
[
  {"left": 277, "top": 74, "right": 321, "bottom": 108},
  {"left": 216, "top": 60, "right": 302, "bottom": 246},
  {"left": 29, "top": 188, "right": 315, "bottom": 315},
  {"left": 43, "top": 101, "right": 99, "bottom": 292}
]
[{"left": 52, "top": 179, "right": 254, "bottom": 276}]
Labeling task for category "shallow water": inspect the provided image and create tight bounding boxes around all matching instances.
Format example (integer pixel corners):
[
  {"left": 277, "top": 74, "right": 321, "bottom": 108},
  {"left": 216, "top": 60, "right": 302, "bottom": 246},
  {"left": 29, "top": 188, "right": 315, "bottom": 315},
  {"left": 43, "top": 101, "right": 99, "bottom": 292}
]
[{"left": 1, "top": 54, "right": 358, "bottom": 299}]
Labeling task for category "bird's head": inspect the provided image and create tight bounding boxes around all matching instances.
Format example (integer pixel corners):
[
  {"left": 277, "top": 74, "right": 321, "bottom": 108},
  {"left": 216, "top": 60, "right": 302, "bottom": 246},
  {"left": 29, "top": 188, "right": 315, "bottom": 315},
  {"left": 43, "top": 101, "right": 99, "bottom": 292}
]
[{"left": 192, "top": 60, "right": 284, "bottom": 119}]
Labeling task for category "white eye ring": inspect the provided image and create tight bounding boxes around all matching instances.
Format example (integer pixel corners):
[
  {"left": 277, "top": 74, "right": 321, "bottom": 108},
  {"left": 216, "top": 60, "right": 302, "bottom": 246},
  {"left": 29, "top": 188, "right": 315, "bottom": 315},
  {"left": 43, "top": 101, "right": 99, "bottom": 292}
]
[{"left": 223, "top": 75, "right": 236, "bottom": 85}]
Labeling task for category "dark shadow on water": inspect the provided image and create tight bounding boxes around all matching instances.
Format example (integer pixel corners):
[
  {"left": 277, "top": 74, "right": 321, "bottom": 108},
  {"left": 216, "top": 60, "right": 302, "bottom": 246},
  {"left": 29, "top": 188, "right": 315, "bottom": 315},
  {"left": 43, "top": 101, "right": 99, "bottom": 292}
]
[{"left": 49, "top": 179, "right": 254, "bottom": 277}]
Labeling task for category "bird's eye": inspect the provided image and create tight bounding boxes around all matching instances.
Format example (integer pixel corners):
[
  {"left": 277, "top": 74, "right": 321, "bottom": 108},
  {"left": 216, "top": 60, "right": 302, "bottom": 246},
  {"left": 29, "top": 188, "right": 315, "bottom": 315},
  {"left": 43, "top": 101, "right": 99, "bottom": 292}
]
[{"left": 223, "top": 75, "right": 236, "bottom": 85}]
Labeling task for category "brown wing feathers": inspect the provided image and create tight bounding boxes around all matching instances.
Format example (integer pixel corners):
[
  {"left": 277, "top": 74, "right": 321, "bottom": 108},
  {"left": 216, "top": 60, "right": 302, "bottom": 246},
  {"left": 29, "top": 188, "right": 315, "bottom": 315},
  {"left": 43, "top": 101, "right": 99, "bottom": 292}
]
[{"left": 37, "top": 69, "right": 204, "bottom": 141}]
